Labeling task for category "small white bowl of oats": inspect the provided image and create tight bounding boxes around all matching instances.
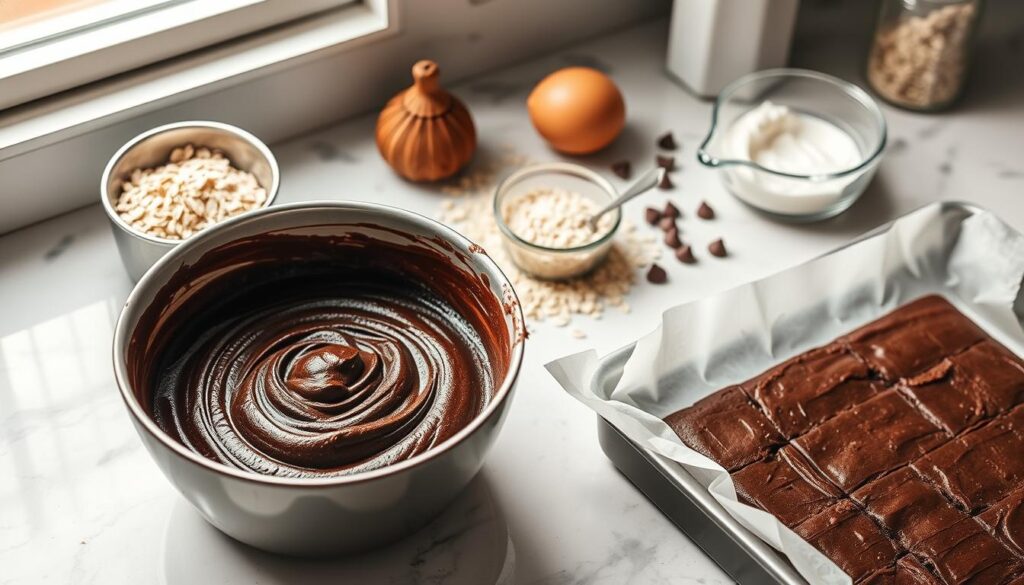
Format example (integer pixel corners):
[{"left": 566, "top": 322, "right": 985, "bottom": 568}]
[{"left": 101, "top": 121, "right": 279, "bottom": 281}]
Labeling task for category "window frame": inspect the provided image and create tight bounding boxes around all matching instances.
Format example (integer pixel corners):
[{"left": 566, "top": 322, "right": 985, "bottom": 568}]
[{"left": 0, "top": 0, "right": 354, "bottom": 111}]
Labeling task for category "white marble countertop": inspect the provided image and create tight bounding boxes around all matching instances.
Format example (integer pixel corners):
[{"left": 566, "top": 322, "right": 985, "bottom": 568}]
[{"left": 3, "top": 17, "right": 1024, "bottom": 585}]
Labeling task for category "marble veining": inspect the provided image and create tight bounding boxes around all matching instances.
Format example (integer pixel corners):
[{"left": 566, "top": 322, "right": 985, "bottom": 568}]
[
  {"left": 3, "top": 14, "right": 1024, "bottom": 585},
  {"left": 42, "top": 234, "right": 74, "bottom": 261}
]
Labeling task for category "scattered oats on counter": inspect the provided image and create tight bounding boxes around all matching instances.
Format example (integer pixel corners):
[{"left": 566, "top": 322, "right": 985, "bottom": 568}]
[
  {"left": 114, "top": 144, "right": 267, "bottom": 240},
  {"left": 437, "top": 151, "right": 659, "bottom": 326}
]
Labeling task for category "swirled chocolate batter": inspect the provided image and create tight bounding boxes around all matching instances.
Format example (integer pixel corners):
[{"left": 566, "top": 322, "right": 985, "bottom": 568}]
[{"left": 130, "top": 229, "right": 514, "bottom": 478}]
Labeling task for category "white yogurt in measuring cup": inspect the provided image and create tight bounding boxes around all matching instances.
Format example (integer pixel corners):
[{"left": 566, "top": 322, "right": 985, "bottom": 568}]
[{"left": 722, "top": 101, "right": 864, "bottom": 216}]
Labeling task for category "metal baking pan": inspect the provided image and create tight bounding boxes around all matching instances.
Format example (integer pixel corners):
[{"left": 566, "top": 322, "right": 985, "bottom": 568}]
[{"left": 593, "top": 201, "right": 1020, "bottom": 585}]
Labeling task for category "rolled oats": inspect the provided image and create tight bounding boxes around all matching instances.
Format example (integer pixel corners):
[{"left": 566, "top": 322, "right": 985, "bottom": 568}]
[{"left": 114, "top": 144, "right": 267, "bottom": 240}]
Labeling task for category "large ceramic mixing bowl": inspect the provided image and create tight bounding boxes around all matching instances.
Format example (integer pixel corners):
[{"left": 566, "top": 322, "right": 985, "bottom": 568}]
[{"left": 112, "top": 201, "right": 524, "bottom": 556}]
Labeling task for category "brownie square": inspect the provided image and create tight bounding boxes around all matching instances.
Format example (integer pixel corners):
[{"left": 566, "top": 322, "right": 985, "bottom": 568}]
[
  {"left": 954, "top": 340, "right": 1024, "bottom": 412},
  {"left": 898, "top": 359, "right": 991, "bottom": 436},
  {"left": 664, "top": 386, "right": 784, "bottom": 471},
  {"left": 741, "top": 344, "right": 885, "bottom": 438},
  {"left": 732, "top": 447, "right": 842, "bottom": 528},
  {"left": 901, "top": 341, "right": 1024, "bottom": 436},
  {"left": 842, "top": 296, "right": 986, "bottom": 381},
  {"left": 858, "top": 556, "right": 942, "bottom": 585},
  {"left": 794, "top": 500, "right": 901, "bottom": 582},
  {"left": 852, "top": 467, "right": 965, "bottom": 551},
  {"left": 793, "top": 390, "right": 946, "bottom": 492},
  {"left": 979, "top": 486, "right": 1024, "bottom": 556},
  {"left": 915, "top": 517, "right": 1021, "bottom": 585},
  {"left": 913, "top": 406, "right": 1024, "bottom": 513}
]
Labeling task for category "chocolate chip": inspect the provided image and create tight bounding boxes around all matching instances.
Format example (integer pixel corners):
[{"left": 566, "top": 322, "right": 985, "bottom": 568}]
[
  {"left": 611, "top": 160, "right": 631, "bottom": 180},
  {"left": 656, "top": 155, "right": 675, "bottom": 171},
  {"left": 658, "top": 172, "right": 674, "bottom": 190},
  {"left": 646, "top": 263, "right": 668, "bottom": 284},
  {"left": 708, "top": 238, "right": 727, "bottom": 257},
  {"left": 675, "top": 244, "right": 696, "bottom": 264},
  {"left": 697, "top": 201, "right": 715, "bottom": 220},
  {"left": 664, "top": 227, "right": 682, "bottom": 248},
  {"left": 657, "top": 132, "right": 677, "bottom": 150},
  {"left": 644, "top": 207, "right": 662, "bottom": 225},
  {"left": 663, "top": 201, "right": 680, "bottom": 219},
  {"left": 658, "top": 216, "right": 676, "bottom": 231}
]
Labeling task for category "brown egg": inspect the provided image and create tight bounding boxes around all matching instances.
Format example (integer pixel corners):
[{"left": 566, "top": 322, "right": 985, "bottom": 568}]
[{"left": 527, "top": 67, "right": 625, "bottom": 154}]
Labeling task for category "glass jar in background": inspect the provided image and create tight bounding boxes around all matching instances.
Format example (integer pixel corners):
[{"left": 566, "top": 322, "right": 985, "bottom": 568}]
[{"left": 867, "top": 0, "right": 981, "bottom": 111}]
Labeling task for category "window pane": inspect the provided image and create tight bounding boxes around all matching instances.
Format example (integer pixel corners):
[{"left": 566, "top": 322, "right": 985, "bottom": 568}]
[{"left": 0, "top": 0, "right": 186, "bottom": 55}]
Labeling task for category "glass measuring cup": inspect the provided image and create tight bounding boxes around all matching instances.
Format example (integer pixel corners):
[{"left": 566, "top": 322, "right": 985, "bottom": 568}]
[{"left": 697, "top": 69, "right": 887, "bottom": 222}]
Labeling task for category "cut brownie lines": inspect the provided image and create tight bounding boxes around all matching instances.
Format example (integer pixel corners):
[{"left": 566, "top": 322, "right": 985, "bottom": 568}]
[
  {"left": 793, "top": 389, "right": 947, "bottom": 493},
  {"left": 664, "top": 386, "right": 784, "bottom": 471},
  {"left": 740, "top": 344, "right": 885, "bottom": 440},
  {"left": 841, "top": 296, "right": 987, "bottom": 382}
]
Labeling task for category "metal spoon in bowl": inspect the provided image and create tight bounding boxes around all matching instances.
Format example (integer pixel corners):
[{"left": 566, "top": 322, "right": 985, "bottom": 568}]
[{"left": 587, "top": 167, "right": 666, "bottom": 232}]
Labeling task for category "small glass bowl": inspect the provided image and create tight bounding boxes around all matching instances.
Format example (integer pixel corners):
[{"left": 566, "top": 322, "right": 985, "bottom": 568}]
[
  {"left": 493, "top": 162, "right": 621, "bottom": 280},
  {"left": 697, "top": 69, "right": 887, "bottom": 222}
]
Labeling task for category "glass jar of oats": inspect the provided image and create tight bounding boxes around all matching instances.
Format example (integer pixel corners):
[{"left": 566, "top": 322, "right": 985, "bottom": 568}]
[{"left": 867, "top": 0, "right": 981, "bottom": 111}]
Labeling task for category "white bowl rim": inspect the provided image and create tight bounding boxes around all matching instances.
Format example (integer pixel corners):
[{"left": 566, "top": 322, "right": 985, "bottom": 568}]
[{"left": 112, "top": 200, "right": 525, "bottom": 488}]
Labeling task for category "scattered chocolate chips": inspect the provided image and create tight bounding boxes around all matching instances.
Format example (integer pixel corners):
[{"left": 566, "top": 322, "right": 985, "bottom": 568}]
[
  {"left": 611, "top": 160, "right": 631, "bottom": 180},
  {"left": 708, "top": 238, "right": 728, "bottom": 258},
  {"left": 675, "top": 244, "right": 696, "bottom": 264},
  {"left": 663, "top": 201, "right": 680, "bottom": 219},
  {"left": 656, "top": 155, "right": 676, "bottom": 171},
  {"left": 664, "top": 227, "right": 682, "bottom": 248},
  {"left": 658, "top": 172, "right": 674, "bottom": 190},
  {"left": 697, "top": 201, "right": 715, "bottom": 220},
  {"left": 644, "top": 207, "right": 662, "bottom": 226},
  {"left": 646, "top": 263, "right": 668, "bottom": 284},
  {"left": 658, "top": 216, "right": 676, "bottom": 231},
  {"left": 657, "top": 132, "right": 677, "bottom": 151}
]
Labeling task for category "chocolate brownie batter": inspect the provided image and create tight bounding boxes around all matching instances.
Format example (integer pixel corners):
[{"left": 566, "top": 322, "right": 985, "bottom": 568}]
[
  {"left": 129, "top": 230, "right": 514, "bottom": 478},
  {"left": 664, "top": 295, "right": 1024, "bottom": 582}
]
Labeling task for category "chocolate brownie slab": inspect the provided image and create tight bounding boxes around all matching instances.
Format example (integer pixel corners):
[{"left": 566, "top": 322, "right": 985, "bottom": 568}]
[
  {"left": 954, "top": 340, "right": 1024, "bottom": 412},
  {"left": 741, "top": 344, "right": 884, "bottom": 438},
  {"left": 979, "top": 486, "right": 1024, "bottom": 556},
  {"left": 794, "top": 500, "right": 902, "bottom": 583},
  {"left": 858, "top": 556, "right": 942, "bottom": 585},
  {"left": 901, "top": 341, "right": 1024, "bottom": 435},
  {"left": 732, "top": 447, "right": 842, "bottom": 527},
  {"left": 913, "top": 406, "right": 1024, "bottom": 513},
  {"left": 915, "top": 517, "right": 1021, "bottom": 585},
  {"left": 793, "top": 390, "right": 946, "bottom": 492},
  {"left": 899, "top": 358, "right": 991, "bottom": 436},
  {"left": 842, "top": 295, "right": 985, "bottom": 381},
  {"left": 852, "top": 467, "right": 964, "bottom": 551},
  {"left": 664, "top": 386, "right": 784, "bottom": 471}
]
